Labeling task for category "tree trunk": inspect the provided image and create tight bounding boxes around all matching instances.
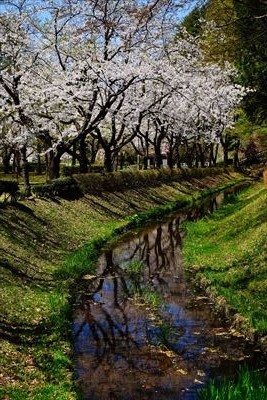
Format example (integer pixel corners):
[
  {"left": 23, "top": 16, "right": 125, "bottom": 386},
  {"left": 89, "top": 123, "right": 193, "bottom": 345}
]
[
  {"left": 167, "top": 135, "right": 174, "bottom": 169},
  {"left": 72, "top": 142, "right": 77, "bottom": 166},
  {"left": 184, "top": 140, "right": 193, "bottom": 168},
  {"left": 143, "top": 156, "right": 148, "bottom": 170},
  {"left": 174, "top": 142, "right": 181, "bottom": 168},
  {"left": 104, "top": 148, "right": 113, "bottom": 172},
  {"left": 79, "top": 137, "right": 88, "bottom": 173},
  {"left": 154, "top": 143, "right": 162, "bottom": 169},
  {"left": 35, "top": 154, "right": 42, "bottom": 175},
  {"left": 13, "top": 150, "right": 22, "bottom": 179},
  {"left": 2, "top": 147, "right": 12, "bottom": 174},
  {"left": 88, "top": 136, "right": 100, "bottom": 165},
  {"left": 209, "top": 143, "right": 218, "bottom": 167},
  {"left": 223, "top": 147, "right": 229, "bottom": 166},
  {"left": 233, "top": 139, "right": 240, "bottom": 169},
  {"left": 221, "top": 134, "right": 231, "bottom": 167},
  {"left": 192, "top": 143, "right": 199, "bottom": 167},
  {"left": 46, "top": 150, "right": 61, "bottom": 180},
  {"left": 20, "top": 146, "right": 31, "bottom": 196},
  {"left": 197, "top": 143, "right": 205, "bottom": 168},
  {"left": 167, "top": 148, "right": 174, "bottom": 169}
]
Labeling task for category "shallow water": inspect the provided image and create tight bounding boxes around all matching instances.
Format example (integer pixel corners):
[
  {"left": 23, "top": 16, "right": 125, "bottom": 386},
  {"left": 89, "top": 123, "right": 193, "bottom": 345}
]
[{"left": 72, "top": 185, "right": 263, "bottom": 400}]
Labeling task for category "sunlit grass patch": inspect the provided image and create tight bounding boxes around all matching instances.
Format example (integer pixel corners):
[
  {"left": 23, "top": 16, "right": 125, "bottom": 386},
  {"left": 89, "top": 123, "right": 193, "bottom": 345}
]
[
  {"left": 142, "top": 288, "right": 162, "bottom": 308},
  {"left": 0, "top": 337, "right": 76, "bottom": 400},
  {"left": 198, "top": 366, "right": 267, "bottom": 400},
  {"left": 124, "top": 259, "right": 144, "bottom": 274},
  {"left": 131, "top": 285, "right": 162, "bottom": 309},
  {"left": 183, "top": 183, "right": 267, "bottom": 335}
]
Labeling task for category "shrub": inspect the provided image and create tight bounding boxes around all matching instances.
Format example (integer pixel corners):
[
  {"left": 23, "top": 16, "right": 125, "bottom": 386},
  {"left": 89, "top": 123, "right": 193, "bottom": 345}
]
[
  {"left": 61, "top": 165, "right": 80, "bottom": 176},
  {"left": 73, "top": 170, "right": 160, "bottom": 193},
  {"left": 89, "top": 164, "right": 105, "bottom": 173},
  {"left": 0, "top": 180, "right": 19, "bottom": 202},
  {"left": 73, "top": 167, "right": 228, "bottom": 194},
  {"left": 61, "top": 164, "right": 105, "bottom": 176},
  {"left": 32, "top": 167, "right": 230, "bottom": 198},
  {"left": 32, "top": 177, "right": 81, "bottom": 199},
  {"left": 28, "top": 161, "right": 46, "bottom": 173}
]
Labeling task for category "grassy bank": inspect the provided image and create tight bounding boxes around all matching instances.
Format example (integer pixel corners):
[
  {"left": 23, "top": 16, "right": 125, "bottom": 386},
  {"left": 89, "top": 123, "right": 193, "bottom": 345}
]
[
  {"left": 183, "top": 182, "right": 267, "bottom": 339},
  {"left": 183, "top": 182, "right": 267, "bottom": 399},
  {"left": 0, "top": 171, "right": 250, "bottom": 399},
  {"left": 199, "top": 366, "right": 267, "bottom": 400}
]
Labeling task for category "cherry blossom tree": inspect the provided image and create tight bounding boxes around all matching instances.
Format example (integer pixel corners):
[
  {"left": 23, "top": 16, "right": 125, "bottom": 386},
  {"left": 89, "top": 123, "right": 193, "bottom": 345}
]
[
  {"left": 0, "top": 12, "right": 41, "bottom": 193},
  {"left": 0, "top": 0, "right": 246, "bottom": 184}
]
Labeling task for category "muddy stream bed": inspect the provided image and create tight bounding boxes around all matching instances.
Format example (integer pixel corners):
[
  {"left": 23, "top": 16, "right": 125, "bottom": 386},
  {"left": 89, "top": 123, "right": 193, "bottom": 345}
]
[{"left": 72, "top": 185, "right": 264, "bottom": 400}]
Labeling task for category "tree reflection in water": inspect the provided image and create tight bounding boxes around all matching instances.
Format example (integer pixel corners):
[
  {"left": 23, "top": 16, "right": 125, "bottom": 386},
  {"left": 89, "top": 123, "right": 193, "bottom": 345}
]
[{"left": 73, "top": 188, "right": 257, "bottom": 400}]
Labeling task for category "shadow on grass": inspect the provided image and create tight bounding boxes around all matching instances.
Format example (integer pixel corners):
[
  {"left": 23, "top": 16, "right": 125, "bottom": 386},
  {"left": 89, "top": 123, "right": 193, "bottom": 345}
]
[{"left": 0, "top": 319, "right": 51, "bottom": 345}]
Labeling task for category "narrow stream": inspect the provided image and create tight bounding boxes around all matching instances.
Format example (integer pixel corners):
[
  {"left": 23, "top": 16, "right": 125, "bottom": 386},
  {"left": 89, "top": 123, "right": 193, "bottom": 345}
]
[{"left": 72, "top": 185, "right": 263, "bottom": 400}]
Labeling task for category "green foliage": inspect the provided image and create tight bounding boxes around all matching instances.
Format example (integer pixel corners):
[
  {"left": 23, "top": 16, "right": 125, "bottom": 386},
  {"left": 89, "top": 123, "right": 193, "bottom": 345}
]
[
  {"left": 154, "top": 323, "right": 178, "bottom": 348},
  {"left": 0, "top": 179, "right": 19, "bottom": 202},
  {"left": 196, "top": 0, "right": 267, "bottom": 123},
  {"left": 32, "top": 177, "right": 81, "bottom": 199},
  {"left": 199, "top": 366, "right": 267, "bottom": 400},
  {"left": 61, "top": 165, "right": 80, "bottom": 176},
  {"left": 132, "top": 286, "right": 162, "bottom": 309},
  {"left": 233, "top": 0, "right": 267, "bottom": 123},
  {"left": 142, "top": 289, "right": 162, "bottom": 309},
  {"left": 125, "top": 260, "right": 144, "bottom": 275},
  {"left": 74, "top": 167, "right": 228, "bottom": 195},
  {"left": 61, "top": 164, "right": 105, "bottom": 177},
  {"left": 204, "top": 0, "right": 238, "bottom": 64},
  {"left": 89, "top": 163, "right": 105, "bottom": 173},
  {"left": 1, "top": 383, "right": 77, "bottom": 400},
  {"left": 74, "top": 169, "right": 163, "bottom": 193},
  {"left": 182, "top": 4, "right": 207, "bottom": 36},
  {"left": 187, "top": 0, "right": 267, "bottom": 130},
  {"left": 24, "top": 167, "right": 231, "bottom": 199}
]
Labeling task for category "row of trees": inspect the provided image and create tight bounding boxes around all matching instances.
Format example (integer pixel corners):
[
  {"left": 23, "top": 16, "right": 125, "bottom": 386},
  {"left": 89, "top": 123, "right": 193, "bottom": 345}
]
[{"left": 0, "top": 0, "right": 246, "bottom": 193}]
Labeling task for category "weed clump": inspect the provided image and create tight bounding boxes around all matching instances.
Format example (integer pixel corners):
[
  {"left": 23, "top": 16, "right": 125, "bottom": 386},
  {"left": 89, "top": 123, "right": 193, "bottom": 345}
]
[{"left": 199, "top": 366, "right": 267, "bottom": 400}]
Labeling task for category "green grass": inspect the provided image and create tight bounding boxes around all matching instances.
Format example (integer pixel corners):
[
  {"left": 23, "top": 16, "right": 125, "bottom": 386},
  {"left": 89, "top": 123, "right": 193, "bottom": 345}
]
[
  {"left": 183, "top": 183, "right": 267, "bottom": 335},
  {"left": 0, "top": 170, "right": 251, "bottom": 399},
  {"left": 124, "top": 259, "right": 144, "bottom": 274},
  {"left": 0, "top": 172, "right": 47, "bottom": 185},
  {"left": 141, "top": 288, "right": 162, "bottom": 308},
  {"left": 198, "top": 366, "right": 267, "bottom": 400},
  {"left": 184, "top": 184, "right": 267, "bottom": 399}
]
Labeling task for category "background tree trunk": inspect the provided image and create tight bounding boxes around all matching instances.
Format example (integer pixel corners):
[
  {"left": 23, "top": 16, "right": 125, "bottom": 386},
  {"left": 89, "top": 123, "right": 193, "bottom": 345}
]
[
  {"left": 79, "top": 137, "right": 88, "bottom": 173},
  {"left": 104, "top": 147, "right": 113, "bottom": 172},
  {"left": 2, "top": 147, "right": 12, "bottom": 174},
  {"left": 20, "top": 146, "right": 31, "bottom": 196},
  {"left": 46, "top": 150, "right": 61, "bottom": 180}
]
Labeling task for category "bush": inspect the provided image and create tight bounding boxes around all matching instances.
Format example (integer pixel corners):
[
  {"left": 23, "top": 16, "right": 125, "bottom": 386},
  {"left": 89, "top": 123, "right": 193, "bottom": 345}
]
[
  {"left": 73, "top": 167, "right": 229, "bottom": 194},
  {"left": 32, "top": 177, "right": 81, "bottom": 199},
  {"left": 27, "top": 162, "right": 46, "bottom": 173},
  {"left": 89, "top": 164, "right": 105, "bottom": 173},
  {"left": 32, "top": 167, "right": 230, "bottom": 198},
  {"left": 73, "top": 169, "right": 161, "bottom": 194},
  {"left": 61, "top": 165, "right": 80, "bottom": 176},
  {"left": 0, "top": 180, "right": 19, "bottom": 202},
  {"left": 61, "top": 164, "right": 105, "bottom": 176}
]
